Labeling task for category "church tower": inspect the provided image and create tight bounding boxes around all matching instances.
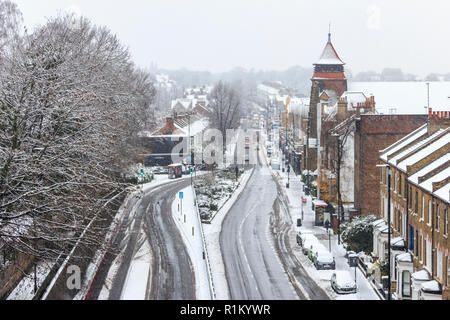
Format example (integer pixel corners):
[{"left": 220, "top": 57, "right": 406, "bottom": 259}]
[
  {"left": 304, "top": 31, "right": 347, "bottom": 174},
  {"left": 312, "top": 32, "right": 347, "bottom": 96}
]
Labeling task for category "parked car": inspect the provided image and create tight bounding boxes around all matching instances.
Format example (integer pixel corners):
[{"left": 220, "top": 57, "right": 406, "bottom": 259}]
[
  {"left": 271, "top": 159, "right": 280, "bottom": 170},
  {"left": 296, "top": 232, "right": 315, "bottom": 247},
  {"left": 331, "top": 271, "right": 357, "bottom": 294},
  {"left": 302, "top": 238, "right": 320, "bottom": 255},
  {"left": 314, "top": 252, "right": 336, "bottom": 270},
  {"left": 308, "top": 243, "right": 328, "bottom": 261}
]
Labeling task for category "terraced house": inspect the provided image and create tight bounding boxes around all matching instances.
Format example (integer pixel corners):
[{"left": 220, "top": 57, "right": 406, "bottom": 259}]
[{"left": 376, "top": 109, "right": 449, "bottom": 300}]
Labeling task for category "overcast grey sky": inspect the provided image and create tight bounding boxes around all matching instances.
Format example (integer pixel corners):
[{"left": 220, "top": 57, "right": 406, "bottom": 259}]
[{"left": 13, "top": 0, "right": 450, "bottom": 76}]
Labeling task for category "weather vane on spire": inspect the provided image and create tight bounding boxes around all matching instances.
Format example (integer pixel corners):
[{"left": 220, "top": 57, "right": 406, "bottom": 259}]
[{"left": 328, "top": 22, "right": 332, "bottom": 42}]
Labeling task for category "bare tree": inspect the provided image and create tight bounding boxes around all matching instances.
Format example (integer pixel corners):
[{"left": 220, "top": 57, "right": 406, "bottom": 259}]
[
  {"left": 0, "top": 14, "right": 155, "bottom": 263},
  {"left": 208, "top": 81, "right": 242, "bottom": 148},
  {"left": 0, "top": 0, "right": 23, "bottom": 55}
]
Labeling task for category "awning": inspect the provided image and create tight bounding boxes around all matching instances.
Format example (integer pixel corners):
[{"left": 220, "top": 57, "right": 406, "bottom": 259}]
[
  {"left": 312, "top": 199, "right": 328, "bottom": 207},
  {"left": 412, "top": 269, "right": 431, "bottom": 281},
  {"left": 372, "top": 219, "right": 386, "bottom": 228},
  {"left": 421, "top": 280, "right": 442, "bottom": 294},
  {"left": 391, "top": 237, "right": 406, "bottom": 248},
  {"left": 396, "top": 252, "right": 413, "bottom": 263}
]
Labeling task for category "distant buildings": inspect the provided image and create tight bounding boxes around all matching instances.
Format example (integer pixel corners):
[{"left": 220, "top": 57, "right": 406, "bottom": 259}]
[
  {"left": 170, "top": 85, "right": 211, "bottom": 114},
  {"left": 137, "top": 109, "right": 209, "bottom": 167}
]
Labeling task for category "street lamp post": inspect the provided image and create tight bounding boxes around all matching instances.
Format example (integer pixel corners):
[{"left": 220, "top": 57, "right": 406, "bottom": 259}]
[
  {"left": 387, "top": 165, "right": 392, "bottom": 301},
  {"left": 286, "top": 148, "right": 290, "bottom": 189},
  {"left": 337, "top": 136, "right": 341, "bottom": 245}
]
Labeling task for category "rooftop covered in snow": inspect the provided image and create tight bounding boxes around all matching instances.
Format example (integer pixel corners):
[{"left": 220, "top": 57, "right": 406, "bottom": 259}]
[
  {"left": 380, "top": 122, "right": 450, "bottom": 203},
  {"left": 348, "top": 81, "right": 450, "bottom": 115},
  {"left": 314, "top": 34, "right": 345, "bottom": 66}
]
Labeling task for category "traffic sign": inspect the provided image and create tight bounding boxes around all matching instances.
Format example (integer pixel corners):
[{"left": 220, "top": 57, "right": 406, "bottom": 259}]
[{"left": 179, "top": 192, "right": 183, "bottom": 199}]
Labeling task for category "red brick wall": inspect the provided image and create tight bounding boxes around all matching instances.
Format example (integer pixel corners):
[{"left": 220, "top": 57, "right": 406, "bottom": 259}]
[
  {"left": 321, "top": 79, "right": 347, "bottom": 97},
  {"left": 354, "top": 115, "right": 428, "bottom": 216}
]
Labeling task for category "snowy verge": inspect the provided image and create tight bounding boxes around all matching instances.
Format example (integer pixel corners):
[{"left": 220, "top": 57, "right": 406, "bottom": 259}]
[
  {"left": 120, "top": 236, "right": 152, "bottom": 300},
  {"left": 172, "top": 186, "right": 212, "bottom": 300},
  {"left": 203, "top": 168, "right": 254, "bottom": 300}
]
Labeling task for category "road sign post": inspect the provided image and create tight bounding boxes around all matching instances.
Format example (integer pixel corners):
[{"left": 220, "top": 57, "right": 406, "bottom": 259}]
[{"left": 179, "top": 192, "right": 183, "bottom": 220}]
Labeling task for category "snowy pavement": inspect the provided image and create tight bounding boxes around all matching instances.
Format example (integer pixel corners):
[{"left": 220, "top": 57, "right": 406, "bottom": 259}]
[{"left": 120, "top": 237, "right": 152, "bottom": 300}]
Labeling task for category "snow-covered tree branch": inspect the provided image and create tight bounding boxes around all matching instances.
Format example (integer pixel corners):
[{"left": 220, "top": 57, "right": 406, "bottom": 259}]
[{"left": 0, "top": 10, "right": 155, "bottom": 262}]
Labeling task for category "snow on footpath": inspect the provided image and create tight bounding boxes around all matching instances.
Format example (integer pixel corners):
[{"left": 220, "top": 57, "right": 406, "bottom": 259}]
[
  {"left": 172, "top": 186, "right": 212, "bottom": 300},
  {"left": 203, "top": 169, "right": 254, "bottom": 300},
  {"left": 120, "top": 237, "right": 152, "bottom": 300}
]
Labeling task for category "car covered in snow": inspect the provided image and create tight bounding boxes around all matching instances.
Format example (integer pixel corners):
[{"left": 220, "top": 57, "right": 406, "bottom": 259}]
[
  {"left": 296, "top": 231, "right": 315, "bottom": 247},
  {"left": 270, "top": 159, "right": 280, "bottom": 170},
  {"left": 313, "top": 251, "right": 336, "bottom": 270},
  {"left": 308, "top": 243, "right": 328, "bottom": 261},
  {"left": 331, "top": 271, "right": 357, "bottom": 294},
  {"left": 302, "top": 238, "right": 320, "bottom": 255}
]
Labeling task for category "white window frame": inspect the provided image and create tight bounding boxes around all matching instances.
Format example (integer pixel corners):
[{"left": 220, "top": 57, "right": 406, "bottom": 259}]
[
  {"left": 445, "top": 209, "right": 448, "bottom": 236},
  {"left": 437, "top": 249, "right": 443, "bottom": 280},
  {"left": 402, "top": 212, "right": 407, "bottom": 238},
  {"left": 420, "top": 235, "right": 424, "bottom": 264},
  {"left": 426, "top": 239, "right": 432, "bottom": 271},
  {"left": 428, "top": 200, "right": 432, "bottom": 226},
  {"left": 402, "top": 270, "right": 411, "bottom": 298},
  {"left": 421, "top": 196, "right": 424, "bottom": 219},
  {"left": 436, "top": 205, "right": 440, "bottom": 232}
]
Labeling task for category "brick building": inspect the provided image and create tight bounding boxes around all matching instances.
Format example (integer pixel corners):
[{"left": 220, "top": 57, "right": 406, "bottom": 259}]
[
  {"left": 354, "top": 114, "right": 428, "bottom": 216},
  {"left": 376, "top": 109, "right": 449, "bottom": 300},
  {"left": 320, "top": 93, "right": 377, "bottom": 209}
]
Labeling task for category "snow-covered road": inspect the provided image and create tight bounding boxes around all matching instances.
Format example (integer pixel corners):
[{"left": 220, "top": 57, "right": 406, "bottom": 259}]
[
  {"left": 90, "top": 176, "right": 196, "bottom": 300},
  {"left": 220, "top": 153, "right": 299, "bottom": 300}
]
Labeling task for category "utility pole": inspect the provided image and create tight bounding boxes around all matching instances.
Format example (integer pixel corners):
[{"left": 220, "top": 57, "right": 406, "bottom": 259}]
[
  {"left": 337, "top": 136, "right": 341, "bottom": 245},
  {"left": 387, "top": 165, "right": 392, "bottom": 301}
]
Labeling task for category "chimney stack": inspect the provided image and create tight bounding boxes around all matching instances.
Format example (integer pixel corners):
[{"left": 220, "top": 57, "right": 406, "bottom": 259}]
[
  {"left": 337, "top": 96, "right": 348, "bottom": 121},
  {"left": 428, "top": 108, "right": 450, "bottom": 135}
]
